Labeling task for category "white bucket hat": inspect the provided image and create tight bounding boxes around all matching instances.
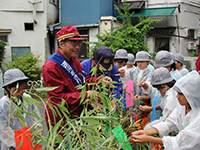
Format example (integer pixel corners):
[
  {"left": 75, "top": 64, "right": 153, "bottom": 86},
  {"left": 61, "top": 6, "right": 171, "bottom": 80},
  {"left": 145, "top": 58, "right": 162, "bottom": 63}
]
[
  {"left": 154, "top": 50, "right": 174, "bottom": 68},
  {"left": 127, "top": 54, "right": 135, "bottom": 64},
  {"left": 3, "top": 68, "right": 29, "bottom": 88},
  {"left": 173, "top": 53, "right": 184, "bottom": 64},
  {"left": 151, "top": 67, "right": 173, "bottom": 86},
  {"left": 135, "top": 51, "right": 151, "bottom": 62},
  {"left": 114, "top": 49, "right": 128, "bottom": 60}
]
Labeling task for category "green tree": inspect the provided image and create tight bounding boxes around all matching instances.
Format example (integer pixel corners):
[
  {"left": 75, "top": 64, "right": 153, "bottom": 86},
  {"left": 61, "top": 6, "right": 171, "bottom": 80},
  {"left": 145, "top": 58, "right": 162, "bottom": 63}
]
[{"left": 87, "top": 2, "right": 161, "bottom": 57}]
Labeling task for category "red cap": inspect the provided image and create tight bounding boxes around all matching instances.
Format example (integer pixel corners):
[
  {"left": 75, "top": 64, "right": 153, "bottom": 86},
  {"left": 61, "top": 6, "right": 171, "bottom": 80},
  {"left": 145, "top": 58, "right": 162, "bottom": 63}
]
[{"left": 56, "top": 26, "right": 84, "bottom": 42}]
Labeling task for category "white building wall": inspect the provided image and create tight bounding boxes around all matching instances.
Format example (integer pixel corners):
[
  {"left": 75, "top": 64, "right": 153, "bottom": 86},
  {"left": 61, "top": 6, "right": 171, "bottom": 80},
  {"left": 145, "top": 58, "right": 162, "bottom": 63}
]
[
  {"left": 0, "top": 0, "right": 58, "bottom": 68},
  {"left": 144, "top": 0, "right": 200, "bottom": 56},
  {"left": 89, "top": 27, "right": 99, "bottom": 43},
  {"left": 123, "top": 0, "right": 200, "bottom": 57}
]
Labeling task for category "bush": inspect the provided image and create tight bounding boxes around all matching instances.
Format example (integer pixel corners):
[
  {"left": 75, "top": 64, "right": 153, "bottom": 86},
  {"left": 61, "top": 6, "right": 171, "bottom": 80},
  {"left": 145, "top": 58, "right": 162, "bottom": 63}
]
[
  {"left": 3, "top": 51, "right": 42, "bottom": 81},
  {"left": 191, "top": 52, "right": 199, "bottom": 57},
  {"left": 0, "top": 40, "right": 6, "bottom": 67}
]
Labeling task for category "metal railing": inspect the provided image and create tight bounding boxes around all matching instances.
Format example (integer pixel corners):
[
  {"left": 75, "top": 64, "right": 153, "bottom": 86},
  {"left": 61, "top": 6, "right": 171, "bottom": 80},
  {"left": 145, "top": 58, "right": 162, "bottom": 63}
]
[{"left": 27, "top": 78, "right": 44, "bottom": 93}]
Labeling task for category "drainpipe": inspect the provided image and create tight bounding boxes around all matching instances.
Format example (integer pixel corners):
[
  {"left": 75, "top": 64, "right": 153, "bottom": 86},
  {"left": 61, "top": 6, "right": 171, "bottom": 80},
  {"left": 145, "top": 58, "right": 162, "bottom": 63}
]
[
  {"left": 28, "top": 0, "right": 42, "bottom": 24},
  {"left": 49, "top": 23, "right": 61, "bottom": 34},
  {"left": 48, "top": 23, "right": 61, "bottom": 54},
  {"left": 111, "top": 19, "right": 114, "bottom": 33},
  {"left": 176, "top": 4, "right": 181, "bottom": 53}
]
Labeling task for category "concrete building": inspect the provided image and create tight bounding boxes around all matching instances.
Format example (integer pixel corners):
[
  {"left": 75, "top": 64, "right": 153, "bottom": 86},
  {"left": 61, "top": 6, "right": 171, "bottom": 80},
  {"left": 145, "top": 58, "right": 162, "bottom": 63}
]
[
  {"left": 49, "top": 0, "right": 121, "bottom": 61},
  {"left": 0, "top": 0, "right": 59, "bottom": 66},
  {"left": 1, "top": 0, "right": 199, "bottom": 70},
  {"left": 122, "top": 0, "right": 200, "bottom": 70}
]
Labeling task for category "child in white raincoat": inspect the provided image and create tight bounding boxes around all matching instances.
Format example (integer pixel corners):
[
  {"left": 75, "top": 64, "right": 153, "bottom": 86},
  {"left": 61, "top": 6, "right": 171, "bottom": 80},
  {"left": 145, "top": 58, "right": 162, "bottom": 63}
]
[
  {"left": 154, "top": 50, "right": 182, "bottom": 81},
  {"left": 139, "top": 67, "right": 180, "bottom": 129},
  {"left": 173, "top": 53, "right": 189, "bottom": 76},
  {"left": 0, "top": 68, "right": 42, "bottom": 150},
  {"left": 120, "top": 53, "right": 136, "bottom": 84},
  {"left": 127, "top": 51, "right": 154, "bottom": 97},
  {"left": 131, "top": 70, "right": 200, "bottom": 150},
  {"left": 140, "top": 51, "right": 182, "bottom": 120},
  {"left": 127, "top": 51, "right": 154, "bottom": 119}
]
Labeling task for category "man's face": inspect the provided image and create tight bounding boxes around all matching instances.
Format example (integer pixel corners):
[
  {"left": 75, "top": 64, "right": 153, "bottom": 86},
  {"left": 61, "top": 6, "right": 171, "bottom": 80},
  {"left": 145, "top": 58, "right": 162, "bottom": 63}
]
[{"left": 59, "top": 40, "right": 82, "bottom": 60}]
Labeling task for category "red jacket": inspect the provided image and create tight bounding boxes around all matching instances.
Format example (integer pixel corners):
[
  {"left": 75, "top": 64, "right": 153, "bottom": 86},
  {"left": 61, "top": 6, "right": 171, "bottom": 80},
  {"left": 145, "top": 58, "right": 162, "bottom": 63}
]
[{"left": 43, "top": 49, "right": 98, "bottom": 128}]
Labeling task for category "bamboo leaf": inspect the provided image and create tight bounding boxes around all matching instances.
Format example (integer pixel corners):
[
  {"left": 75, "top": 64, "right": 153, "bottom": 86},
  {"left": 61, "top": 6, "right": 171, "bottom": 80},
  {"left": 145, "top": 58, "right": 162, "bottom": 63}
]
[{"left": 35, "top": 86, "right": 59, "bottom": 91}]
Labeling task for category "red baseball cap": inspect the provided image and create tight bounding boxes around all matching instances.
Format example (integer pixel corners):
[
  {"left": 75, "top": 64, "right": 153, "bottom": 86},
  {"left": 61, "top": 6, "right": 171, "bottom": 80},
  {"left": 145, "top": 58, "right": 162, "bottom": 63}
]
[{"left": 57, "top": 25, "right": 84, "bottom": 42}]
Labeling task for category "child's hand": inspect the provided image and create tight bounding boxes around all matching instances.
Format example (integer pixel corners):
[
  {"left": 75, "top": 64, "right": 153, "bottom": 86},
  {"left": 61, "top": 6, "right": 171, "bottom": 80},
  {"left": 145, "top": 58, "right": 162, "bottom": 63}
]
[
  {"left": 118, "top": 68, "right": 125, "bottom": 78},
  {"left": 138, "top": 81, "right": 149, "bottom": 90},
  {"left": 131, "top": 130, "right": 145, "bottom": 136},
  {"left": 131, "top": 133, "right": 149, "bottom": 144},
  {"left": 139, "top": 105, "right": 152, "bottom": 112},
  {"left": 134, "top": 94, "right": 141, "bottom": 100},
  {"left": 138, "top": 81, "right": 145, "bottom": 87}
]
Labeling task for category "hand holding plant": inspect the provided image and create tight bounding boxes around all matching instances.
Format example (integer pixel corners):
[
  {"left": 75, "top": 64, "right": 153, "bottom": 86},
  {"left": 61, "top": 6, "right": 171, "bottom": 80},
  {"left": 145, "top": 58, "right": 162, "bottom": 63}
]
[
  {"left": 118, "top": 68, "right": 125, "bottom": 78},
  {"left": 139, "top": 105, "right": 152, "bottom": 112},
  {"left": 138, "top": 81, "right": 148, "bottom": 90},
  {"left": 103, "top": 76, "right": 112, "bottom": 84}
]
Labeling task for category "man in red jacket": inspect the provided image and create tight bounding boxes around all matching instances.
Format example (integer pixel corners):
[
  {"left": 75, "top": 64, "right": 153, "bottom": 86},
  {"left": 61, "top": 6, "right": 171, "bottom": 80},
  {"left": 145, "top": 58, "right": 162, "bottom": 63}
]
[{"left": 43, "top": 26, "right": 111, "bottom": 129}]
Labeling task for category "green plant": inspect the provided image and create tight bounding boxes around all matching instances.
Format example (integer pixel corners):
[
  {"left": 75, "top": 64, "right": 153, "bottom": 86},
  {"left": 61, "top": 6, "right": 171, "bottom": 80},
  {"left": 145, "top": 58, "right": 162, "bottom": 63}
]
[
  {"left": 149, "top": 52, "right": 157, "bottom": 61},
  {"left": 0, "top": 40, "right": 6, "bottom": 67},
  {"left": 7, "top": 66, "right": 150, "bottom": 150},
  {"left": 2, "top": 51, "right": 42, "bottom": 81},
  {"left": 86, "top": 2, "right": 161, "bottom": 57},
  {"left": 191, "top": 52, "right": 199, "bottom": 57}
]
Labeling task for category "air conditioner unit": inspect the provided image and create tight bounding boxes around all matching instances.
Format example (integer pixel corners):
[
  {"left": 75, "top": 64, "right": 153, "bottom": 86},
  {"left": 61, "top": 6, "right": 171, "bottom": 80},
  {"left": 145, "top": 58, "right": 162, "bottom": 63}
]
[
  {"left": 184, "top": 28, "right": 190, "bottom": 37},
  {"left": 183, "top": 56, "right": 198, "bottom": 71},
  {"left": 187, "top": 42, "right": 197, "bottom": 50},
  {"left": 196, "top": 39, "right": 200, "bottom": 46}
]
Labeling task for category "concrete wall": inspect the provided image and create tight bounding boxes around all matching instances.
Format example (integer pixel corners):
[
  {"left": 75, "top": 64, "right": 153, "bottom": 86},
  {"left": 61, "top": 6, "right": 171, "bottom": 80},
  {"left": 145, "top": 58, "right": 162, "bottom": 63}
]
[
  {"left": 146, "top": 1, "right": 200, "bottom": 56},
  {"left": 0, "top": 0, "right": 58, "bottom": 68},
  {"left": 99, "top": 16, "right": 121, "bottom": 35},
  {"left": 120, "top": 0, "right": 200, "bottom": 57}
]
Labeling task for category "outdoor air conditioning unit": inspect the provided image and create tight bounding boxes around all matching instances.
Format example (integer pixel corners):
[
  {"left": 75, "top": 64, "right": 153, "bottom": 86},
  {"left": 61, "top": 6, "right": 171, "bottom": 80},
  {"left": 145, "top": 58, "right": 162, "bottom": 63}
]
[
  {"left": 196, "top": 39, "right": 200, "bottom": 46},
  {"left": 184, "top": 28, "right": 190, "bottom": 37},
  {"left": 183, "top": 56, "right": 198, "bottom": 71},
  {"left": 187, "top": 42, "right": 197, "bottom": 50}
]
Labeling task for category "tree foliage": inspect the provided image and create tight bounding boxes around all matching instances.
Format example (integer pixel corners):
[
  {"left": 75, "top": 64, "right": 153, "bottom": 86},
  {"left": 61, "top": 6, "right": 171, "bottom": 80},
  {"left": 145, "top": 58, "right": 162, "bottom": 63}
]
[{"left": 87, "top": 2, "right": 161, "bottom": 57}]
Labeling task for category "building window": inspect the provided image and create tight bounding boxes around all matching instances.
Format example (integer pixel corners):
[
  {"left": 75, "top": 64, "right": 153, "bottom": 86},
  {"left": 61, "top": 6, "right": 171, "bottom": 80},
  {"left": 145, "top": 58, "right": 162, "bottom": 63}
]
[
  {"left": 78, "top": 29, "right": 89, "bottom": 61},
  {"left": 11, "top": 47, "right": 30, "bottom": 61},
  {"left": 0, "top": 35, "right": 8, "bottom": 42},
  {"left": 24, "top": 23, "right": 34, "bottom": 31},
  {"left": 155, "top": 38, "right": 169, "bottom": 52},
  {"left": 188, "top": 29, "right": 195, "bottom": 39}
]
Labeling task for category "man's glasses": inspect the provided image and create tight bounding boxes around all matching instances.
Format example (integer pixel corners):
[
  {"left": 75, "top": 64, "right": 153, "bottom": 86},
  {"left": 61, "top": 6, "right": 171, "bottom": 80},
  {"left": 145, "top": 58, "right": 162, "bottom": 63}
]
[{"left": 68, "top": 40, "right": 83, "bottom": 47}]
